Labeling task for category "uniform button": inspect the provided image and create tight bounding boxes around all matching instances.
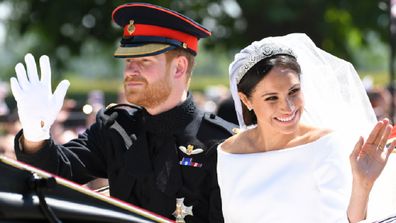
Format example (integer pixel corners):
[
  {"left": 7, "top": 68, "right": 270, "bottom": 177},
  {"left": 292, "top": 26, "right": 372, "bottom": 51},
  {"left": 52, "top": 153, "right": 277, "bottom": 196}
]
[
  {"left": 209, "top": 113, "right": 216, "bottom": 119},
  {"left": 232, "top": 128, "right": 240, "bottom": 134}
]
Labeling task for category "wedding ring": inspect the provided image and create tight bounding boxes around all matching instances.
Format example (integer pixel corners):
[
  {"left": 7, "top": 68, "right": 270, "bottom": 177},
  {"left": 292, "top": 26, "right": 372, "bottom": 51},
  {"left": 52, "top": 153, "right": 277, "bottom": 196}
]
[{"left": 378, "top": 145, "right": 384, "bottom": 151}]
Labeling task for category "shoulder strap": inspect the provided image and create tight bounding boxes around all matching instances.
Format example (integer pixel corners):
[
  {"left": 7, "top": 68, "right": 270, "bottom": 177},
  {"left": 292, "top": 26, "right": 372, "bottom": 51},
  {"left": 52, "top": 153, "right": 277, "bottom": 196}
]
[
  {"left": 98, "top": 103, "right": 142, "bottom": 150},
  {"left": 104, "top": 103, "right": 142, "bottom": 115},
  {"left": 197, "top": 113, "right": 239, "bottom": 154},
  {"left": 202, "top": 112, "right": 239, "bottom": 135}
]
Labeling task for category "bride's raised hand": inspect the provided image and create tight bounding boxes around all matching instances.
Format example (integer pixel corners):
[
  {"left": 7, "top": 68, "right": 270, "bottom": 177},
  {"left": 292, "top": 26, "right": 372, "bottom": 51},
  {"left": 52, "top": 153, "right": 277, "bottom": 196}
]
[{"left": 350, "top": 118, "right": 396, "bottom": 190}]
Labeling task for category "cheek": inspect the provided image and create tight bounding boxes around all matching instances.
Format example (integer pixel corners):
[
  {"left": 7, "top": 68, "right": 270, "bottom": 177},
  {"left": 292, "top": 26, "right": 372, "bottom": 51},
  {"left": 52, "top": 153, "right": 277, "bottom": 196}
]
[
  {"left": 294, "top": 94, "right": 304, "bottom": 107},
  {"left": 288, "top": 92, "right": 304, "bottom": 108},
  {"left": 252, "top": 102, "right": 273, "bottom": 118}
]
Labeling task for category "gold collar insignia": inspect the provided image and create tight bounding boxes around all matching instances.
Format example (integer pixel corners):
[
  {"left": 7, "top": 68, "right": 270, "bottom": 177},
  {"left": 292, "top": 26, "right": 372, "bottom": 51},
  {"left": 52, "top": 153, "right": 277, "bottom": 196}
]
[{"left": 178, "top": 144, "right": 203, "bottom": 156}]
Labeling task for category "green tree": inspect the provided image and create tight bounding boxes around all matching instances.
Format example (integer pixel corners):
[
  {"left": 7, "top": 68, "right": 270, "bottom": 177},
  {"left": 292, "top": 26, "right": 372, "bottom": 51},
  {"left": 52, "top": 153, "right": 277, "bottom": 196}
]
[{"left": 0, "top": 0, "right": 391, "bottom": 79}]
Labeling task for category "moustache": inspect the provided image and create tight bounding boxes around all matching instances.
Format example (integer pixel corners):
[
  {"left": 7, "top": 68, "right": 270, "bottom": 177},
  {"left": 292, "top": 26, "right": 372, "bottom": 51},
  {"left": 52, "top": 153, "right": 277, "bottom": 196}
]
[{"left": 124, "top": 76, "right": 148, "bottom": 84}]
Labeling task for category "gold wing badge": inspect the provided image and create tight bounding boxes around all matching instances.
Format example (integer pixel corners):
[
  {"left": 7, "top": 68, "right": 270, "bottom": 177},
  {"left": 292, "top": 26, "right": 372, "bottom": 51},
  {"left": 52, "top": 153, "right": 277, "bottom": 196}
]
[
  {"left": 178, "top": 144, "right": 203, "bottom": 156},
  {"left": 178, "top": 144, "right": 203, "bottom": 168}
]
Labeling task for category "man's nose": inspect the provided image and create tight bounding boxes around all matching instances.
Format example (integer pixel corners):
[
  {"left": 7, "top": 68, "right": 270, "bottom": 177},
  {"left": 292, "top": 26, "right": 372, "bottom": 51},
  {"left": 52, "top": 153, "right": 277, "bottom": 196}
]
[{"left": 124, "top": 61, "right": 139, "bottom": 76}]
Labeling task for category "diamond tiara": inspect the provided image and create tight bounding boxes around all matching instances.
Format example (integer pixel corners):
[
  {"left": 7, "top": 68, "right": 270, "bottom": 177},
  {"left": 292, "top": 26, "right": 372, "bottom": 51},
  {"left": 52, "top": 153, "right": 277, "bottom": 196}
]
[{"left": 235, "top": 42, "right": 296, "bottom": 84}]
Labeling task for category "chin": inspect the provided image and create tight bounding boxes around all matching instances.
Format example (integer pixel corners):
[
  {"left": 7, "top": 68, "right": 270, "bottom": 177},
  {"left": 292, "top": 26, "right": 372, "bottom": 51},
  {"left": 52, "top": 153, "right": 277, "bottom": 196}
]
[
  {"left": 279, "top": 126, "right": 300, "bottom": 135},
  {"left": 125, "top": 95, "right": 140, "bottom": 105}
]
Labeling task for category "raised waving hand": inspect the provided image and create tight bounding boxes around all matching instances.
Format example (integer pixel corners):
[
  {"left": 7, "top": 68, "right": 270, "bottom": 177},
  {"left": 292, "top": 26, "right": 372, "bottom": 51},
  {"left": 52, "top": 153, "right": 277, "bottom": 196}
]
[
  {"left": 350, "top": 118, "right": 396, "bottom": 186},
  {"left": 10, "top": 53, "right": 70, "bottom": 142},
  {"left": 348, "top": 118, "right": 396, "bottom": 222}
]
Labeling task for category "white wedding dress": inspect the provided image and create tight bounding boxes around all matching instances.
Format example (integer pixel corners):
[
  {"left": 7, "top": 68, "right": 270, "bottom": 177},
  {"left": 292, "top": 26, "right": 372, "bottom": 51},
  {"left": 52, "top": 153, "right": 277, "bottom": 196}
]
[{"left": 217, "top": 131, "right": 357, "bottom": 223}]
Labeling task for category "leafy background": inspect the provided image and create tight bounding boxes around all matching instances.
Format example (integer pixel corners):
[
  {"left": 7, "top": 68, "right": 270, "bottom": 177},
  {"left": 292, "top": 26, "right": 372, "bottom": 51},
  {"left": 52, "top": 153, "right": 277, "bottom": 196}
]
[{"left": 0, "top": 0, "right": 392, "bottom": 107}]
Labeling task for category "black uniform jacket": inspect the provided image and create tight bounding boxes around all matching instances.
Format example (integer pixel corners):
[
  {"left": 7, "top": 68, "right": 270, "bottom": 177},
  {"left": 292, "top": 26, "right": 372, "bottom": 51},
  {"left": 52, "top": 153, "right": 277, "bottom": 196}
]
[{"left": 14, "top": 94, "right": 236, "bottom": 223}]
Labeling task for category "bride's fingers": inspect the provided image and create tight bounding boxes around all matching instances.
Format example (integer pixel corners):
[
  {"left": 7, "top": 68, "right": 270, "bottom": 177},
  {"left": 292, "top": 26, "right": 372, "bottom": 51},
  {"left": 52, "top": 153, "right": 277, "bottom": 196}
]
[
  {"left": 385, "top": 139, "right": 396, "bottom": 160},
  {"left": 351, "top": 136, "right": 364, "bottom": 161},
  {"left": 377, "top": 123, "right": 393, "bottom": 152},
  {"left": 366, "top": 119, "right": 388, "bottom": 147}
]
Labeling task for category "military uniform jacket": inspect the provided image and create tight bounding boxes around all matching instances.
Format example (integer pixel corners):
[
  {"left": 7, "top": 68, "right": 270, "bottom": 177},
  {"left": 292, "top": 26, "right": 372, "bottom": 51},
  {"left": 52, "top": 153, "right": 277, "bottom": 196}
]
[{"left": 14, "top": 94, "right": 236, "bottom": 223}]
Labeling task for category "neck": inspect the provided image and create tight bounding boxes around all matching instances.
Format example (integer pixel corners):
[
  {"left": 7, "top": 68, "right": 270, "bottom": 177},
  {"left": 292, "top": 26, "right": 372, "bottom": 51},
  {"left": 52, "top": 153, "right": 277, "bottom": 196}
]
[
  {"left": 146, "top": 90, "right": 188, "bottom": 115},
  {"left": 251, "top": 124, "right": 303, "bottom": 152}
]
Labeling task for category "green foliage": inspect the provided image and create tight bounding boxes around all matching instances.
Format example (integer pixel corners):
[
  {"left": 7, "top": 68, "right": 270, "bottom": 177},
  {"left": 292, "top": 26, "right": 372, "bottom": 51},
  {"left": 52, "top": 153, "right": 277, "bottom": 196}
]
[
  {"left": 64, "top": 73, "right": 228, "bottom": 95},
  {"left": 361, "top": 71, "right": 391, "bottom": 87},
  {"left": 1, "top": 0, "right": 390, "bottom": 59},
  {"left": 65, "top": 76, "right": 122, "bottom": 94},
  {"left": 190, "top": 74, "right": 229, "bottom": 92},
  {"left": 0, "top": 0, "right": 391, "bottom": 82}
]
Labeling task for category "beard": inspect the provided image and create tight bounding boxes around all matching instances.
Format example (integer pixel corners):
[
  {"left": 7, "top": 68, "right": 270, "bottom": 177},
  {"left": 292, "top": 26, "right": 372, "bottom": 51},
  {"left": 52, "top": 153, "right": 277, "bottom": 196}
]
[{"left": 123, "top": 70, "right": 172, "bottom": 109}]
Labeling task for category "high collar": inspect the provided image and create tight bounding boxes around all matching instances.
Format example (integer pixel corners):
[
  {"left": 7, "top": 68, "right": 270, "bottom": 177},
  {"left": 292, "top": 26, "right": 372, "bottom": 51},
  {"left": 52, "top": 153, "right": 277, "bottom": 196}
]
[{"left": 143, "top": 93, "right": 197, "bottom": 134}]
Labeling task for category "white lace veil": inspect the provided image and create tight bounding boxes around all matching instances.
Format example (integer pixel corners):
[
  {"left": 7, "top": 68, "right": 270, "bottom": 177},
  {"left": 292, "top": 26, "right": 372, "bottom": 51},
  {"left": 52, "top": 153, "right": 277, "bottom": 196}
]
[{"left": 229, "top": 33, "right": 377, "bottom": 138}]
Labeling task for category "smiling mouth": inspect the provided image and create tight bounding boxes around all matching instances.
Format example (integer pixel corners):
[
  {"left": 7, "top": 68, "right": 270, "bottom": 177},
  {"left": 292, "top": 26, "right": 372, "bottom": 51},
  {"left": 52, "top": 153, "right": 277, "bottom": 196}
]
[{"left": 275, "top": 110, "right": 297, "bottom": 122}]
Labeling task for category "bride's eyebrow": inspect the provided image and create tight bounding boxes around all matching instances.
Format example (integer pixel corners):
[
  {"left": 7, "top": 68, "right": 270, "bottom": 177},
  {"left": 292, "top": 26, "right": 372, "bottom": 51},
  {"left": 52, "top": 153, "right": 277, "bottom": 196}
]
[
  {"left": 261, "top": 92, "right": 277, "bottom": 98},
  {"left": 289, "top": 84, "right": 301, "bottom": 90}
]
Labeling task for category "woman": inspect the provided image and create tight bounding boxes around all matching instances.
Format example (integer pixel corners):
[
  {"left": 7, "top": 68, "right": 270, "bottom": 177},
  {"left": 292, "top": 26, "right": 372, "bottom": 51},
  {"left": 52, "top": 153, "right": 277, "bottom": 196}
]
[{"left": 217, "top": 33, "right": 396, "bottom": 223}]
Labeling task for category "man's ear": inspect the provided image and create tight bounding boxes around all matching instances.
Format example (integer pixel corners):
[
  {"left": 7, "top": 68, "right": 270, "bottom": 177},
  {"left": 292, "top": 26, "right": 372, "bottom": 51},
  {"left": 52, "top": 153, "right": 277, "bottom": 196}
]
[
  {"left": 174, "top": 55, "right": 188, "bottom": 79},
  {"left": 238, "top": 92, "right": 252, "bottom": 110}
]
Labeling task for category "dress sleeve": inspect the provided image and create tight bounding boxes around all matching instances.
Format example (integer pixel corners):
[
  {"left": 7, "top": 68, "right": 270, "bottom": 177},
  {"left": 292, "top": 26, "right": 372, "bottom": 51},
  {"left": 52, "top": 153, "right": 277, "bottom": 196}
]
[{"left": 313, "top": 132, "right": 355, "bottom": 223}]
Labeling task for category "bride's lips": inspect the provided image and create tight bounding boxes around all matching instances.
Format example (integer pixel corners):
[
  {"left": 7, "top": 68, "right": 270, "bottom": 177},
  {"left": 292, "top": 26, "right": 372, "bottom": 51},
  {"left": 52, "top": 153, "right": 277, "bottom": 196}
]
[{"left": 275, "top": 110, "right": 298, "bottom": 123}]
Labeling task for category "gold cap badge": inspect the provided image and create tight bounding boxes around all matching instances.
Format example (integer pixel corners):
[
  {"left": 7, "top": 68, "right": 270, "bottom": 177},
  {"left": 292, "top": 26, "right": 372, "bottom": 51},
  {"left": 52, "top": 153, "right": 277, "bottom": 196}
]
[{"left": 127, "top": 20, "right": 135, "bottom": 35}]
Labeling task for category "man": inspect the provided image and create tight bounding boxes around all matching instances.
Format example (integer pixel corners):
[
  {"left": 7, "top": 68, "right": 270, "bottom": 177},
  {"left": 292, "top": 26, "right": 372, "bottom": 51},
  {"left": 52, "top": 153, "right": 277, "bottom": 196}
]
[{"left": 10, "top": 3, "right": 236, "bottom": 223}]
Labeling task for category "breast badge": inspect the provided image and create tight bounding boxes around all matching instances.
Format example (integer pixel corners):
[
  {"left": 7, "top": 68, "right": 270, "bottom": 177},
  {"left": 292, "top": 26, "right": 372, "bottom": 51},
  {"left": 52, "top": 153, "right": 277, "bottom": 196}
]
[
  {"left": 178, "top": 144, "right": 203, "bottom": 156},
  {"left": 179, "top": 157, "right": 202, "bottom": 168},
  {"left": 173, "top": 197, "right": 193, "bottom": 223}
]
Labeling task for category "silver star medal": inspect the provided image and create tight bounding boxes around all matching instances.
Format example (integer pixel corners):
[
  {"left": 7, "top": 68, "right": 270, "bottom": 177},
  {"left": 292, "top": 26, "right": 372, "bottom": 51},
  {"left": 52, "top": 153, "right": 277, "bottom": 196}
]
[
  {"left": 178, "top": 144, "right": 203, "bottom": 156},
  {"left": 173, "top": 197, "right": 193, "bottom": 223}
]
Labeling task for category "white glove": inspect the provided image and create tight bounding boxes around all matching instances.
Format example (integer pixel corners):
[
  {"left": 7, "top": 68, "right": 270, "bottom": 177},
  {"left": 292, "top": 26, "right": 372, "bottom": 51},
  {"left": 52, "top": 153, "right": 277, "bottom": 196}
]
[{"left": 10, "top": 53, "right": 70, "bottom": 142}]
